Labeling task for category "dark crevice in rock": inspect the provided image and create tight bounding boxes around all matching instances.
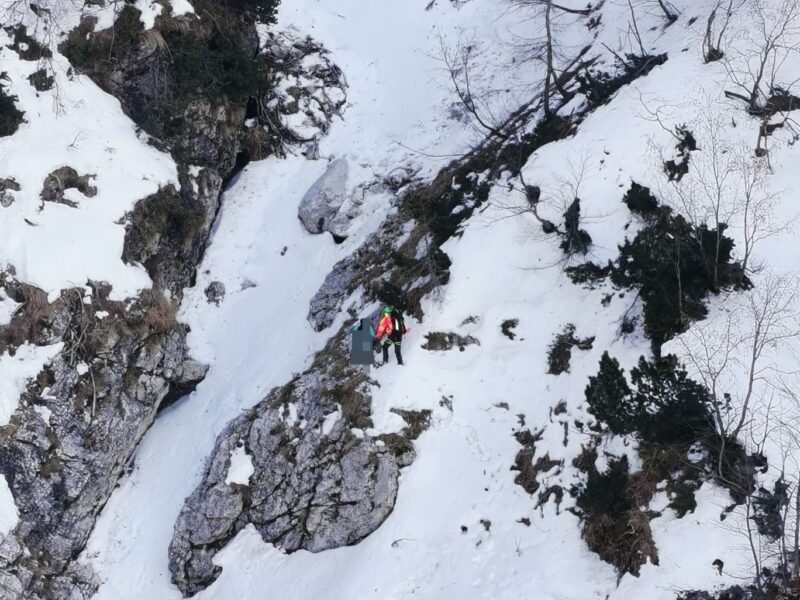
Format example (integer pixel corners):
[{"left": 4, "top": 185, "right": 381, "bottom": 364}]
[{"left": 222, "top": 150, "right": 252, "bottom": 190}]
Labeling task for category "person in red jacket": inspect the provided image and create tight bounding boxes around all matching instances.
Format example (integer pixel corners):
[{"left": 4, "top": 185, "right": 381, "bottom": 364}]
[{"left": 375, "top": 305, "right": 407, "bottom": 365}]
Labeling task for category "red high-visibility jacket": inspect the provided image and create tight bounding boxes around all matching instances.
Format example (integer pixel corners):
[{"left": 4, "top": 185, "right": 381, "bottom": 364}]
[
  {"left": 376, "top": 313, "right": 407, "bottom": 341},
  {"left": 376, "top": 314, "right": 394, "bottom": 338}
]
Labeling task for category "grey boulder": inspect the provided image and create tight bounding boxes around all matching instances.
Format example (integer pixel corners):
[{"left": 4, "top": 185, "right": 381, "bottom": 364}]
[{"left": 298, "top": 158, "right": 349, "bottom": 237}]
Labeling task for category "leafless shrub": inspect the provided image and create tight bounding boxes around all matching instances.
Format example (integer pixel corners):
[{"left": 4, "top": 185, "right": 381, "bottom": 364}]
[{"left": 134, "top": 288, "right": 178, "bottom": 334}]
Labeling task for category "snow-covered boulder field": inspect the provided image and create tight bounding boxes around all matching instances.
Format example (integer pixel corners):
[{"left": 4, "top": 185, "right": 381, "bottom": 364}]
[{"left": 2, "top": 0, "right": 800, "bottom": 599}]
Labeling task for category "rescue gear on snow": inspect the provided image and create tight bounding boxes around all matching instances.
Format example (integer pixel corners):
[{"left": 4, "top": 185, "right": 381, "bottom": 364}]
[{"left": 349, "top": 318, "right": 376, "bottom": 365}]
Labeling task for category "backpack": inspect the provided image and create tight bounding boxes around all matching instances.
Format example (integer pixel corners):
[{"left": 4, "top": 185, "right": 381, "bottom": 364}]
[{"left": 391, "top": 309, "right": 407, "bottom": 336}]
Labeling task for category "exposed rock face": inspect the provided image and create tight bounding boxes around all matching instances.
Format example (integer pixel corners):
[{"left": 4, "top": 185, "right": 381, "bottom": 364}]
[
  {"left": 0, "top": 282, "right": 206, "bottom": 599},
  {"left": 169, "top": 328, "right": 418, "bottom": 596},
  {"left": 298, "top": 158, "right": 349, "bottom": 236},
  {"left": 0, "top": 6, "right": 282, "bottom": 597}
]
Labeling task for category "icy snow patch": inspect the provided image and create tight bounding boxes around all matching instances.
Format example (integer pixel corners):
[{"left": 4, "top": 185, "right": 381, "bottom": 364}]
[
  {"left": 0, "top": 290, "right": 19, "bottom": 326},
  {"left": 225, "top": 446, "right": 254, "bottom": 487},
  {"left": 33, "top": 405, "right": 52, "bottom": 426},
  {"left": 0, "top": 343, "right": 63, "bottom": 427},
  {"left": 0, "top": 475, "right": 18, "bottom": 537},
  {"left": 170, "top": 0, "right": 195, "bottom": 16},
  {"left": 321, "top": 408, "right": 340, "bottom": 436},
  {"left": 134, "top": 0, "right": 163, "bottom": 28}
]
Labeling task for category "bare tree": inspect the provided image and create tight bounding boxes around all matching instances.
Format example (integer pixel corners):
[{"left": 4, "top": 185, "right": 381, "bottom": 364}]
[
  {"left": 492, "top": 150, "right": 601, "bottom": 265},
  {"left": 646, "top": 94, "right": 785, "bottom": 286},
  {"left": 506, "top": 0, "right": 595, "bottom": 118},
  {"left": 723, "top": 0, "right": 800, "bottom": 113},
  {"left": 650, "top": 96, "right": 738, "bottom": 290},
  {"left": 734, "top": 151, "right": 784, "bottom": 274},
  {"left": 678, "top": 273, "right": 800, "bottom": 481},
  {"left": 650, "top": 0, "right": 679, "bottom": 24},
  {"left": 440, "top": 34, "right": 508, "bottom": 137},
  {"left": 721, "top": 0, "right": 800, "bottom": 159},
  {"left": 703, "top": 0, "right": 742, "bottom": 62}
]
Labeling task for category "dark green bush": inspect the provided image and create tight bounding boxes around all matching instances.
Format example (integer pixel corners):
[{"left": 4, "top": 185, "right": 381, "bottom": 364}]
[
  {"left": 161, "top": 27, "right": 269, "bottom": 104},
  {"left": 622, "top": 182, "right": 659, "bottom": 217},
  {"left": 4, "top": 25, "right": 52, "bottom": 61},
  {"left": 570, "top": 185, "right": 741, "bottom": 351},
  {"left": 559, "top": 198, "right": 592, "bottom": 255},
  {"left": 62, "top": 3, "right": 272, "bottom": 141},
  {"left": 405, "top": 169, "right": 491, "bottom": 247},
  {"left": 573, "top": 455, "right": 658, "bottom": 575},
  {"left": 565, "top": 261, "right": 611, "bottom": 286},
  {"left": 584, "top": 352, "right": 633, "bottom": 433},
  {"left": 548, "top": 323, "right": 594, "bottom": 375},
  {"left": 628, "top": 355, "right": 714, "bottom": 444},
  {"left": 585, "top": 352, "right": 713, "bottom": 444},
  {"left": 611, "top": 211, "right": 732, "bottom": 350},
  {"left": 575, "top": 455, "right": 631, "bottom": 517},
  {"left": 0, "top": 78, "right": 24, "bottom": 136},
  {"left": 752, "top": 478, "right": 790, "bottom": 540},
  {"left": 224, "top": 0, "right": 281, "bottom": 23}
]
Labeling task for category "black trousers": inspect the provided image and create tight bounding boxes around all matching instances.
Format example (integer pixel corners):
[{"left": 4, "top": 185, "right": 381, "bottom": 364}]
[{"left": 382, "top": 342, "right": 403, "bottom": 364}]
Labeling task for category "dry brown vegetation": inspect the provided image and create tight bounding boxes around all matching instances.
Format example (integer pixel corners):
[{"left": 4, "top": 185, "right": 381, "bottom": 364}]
[{"left": 0, "top": 283, "right": 51, "bottom": 353}]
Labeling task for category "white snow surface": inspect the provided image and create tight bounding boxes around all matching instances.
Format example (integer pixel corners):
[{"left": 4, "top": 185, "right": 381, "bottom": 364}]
[
  {"left": 0, "top": 343, "right": 62, "bottom": 427},
  {"left": 0, "top": 475, "right": 17, "bottom": 539},
  {"left": 225, "top": 445, "right": 255, "bottom": 487},
  {"left": 0, "top": 0, "right": 797, "bottom": 598},
  {"left": 0, "top": 27, "right": 177, "bottom": 300}
]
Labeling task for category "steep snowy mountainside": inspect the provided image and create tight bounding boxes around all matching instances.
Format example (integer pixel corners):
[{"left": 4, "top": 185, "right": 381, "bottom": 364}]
[
  {"left": 0, "top": 0, "right": 283, "bottom": 596},
  {"left": 81, "top": 1, "right": 573, "bottom": 597},
  {"left": 2, "top": 0, "right": 800, "bottom": 599}
]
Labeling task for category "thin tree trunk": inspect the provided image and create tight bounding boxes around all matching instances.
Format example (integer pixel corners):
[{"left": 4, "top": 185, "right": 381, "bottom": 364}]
[
  {"left": 794, "top": 477, "right": 800, "bottom": 579},
  {"left": 543, "top": 0, "right": 554, "bottom": 118}
]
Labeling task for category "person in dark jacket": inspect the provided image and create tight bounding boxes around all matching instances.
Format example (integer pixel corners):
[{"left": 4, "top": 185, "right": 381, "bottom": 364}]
[{"left": 375, "top": 305, "right": 407, "bottom": 365}]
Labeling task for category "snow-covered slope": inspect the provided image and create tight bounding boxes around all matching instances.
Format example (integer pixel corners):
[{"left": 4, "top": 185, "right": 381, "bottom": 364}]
[{"left": 3, "top": 0, "right": 800, "bottom": 598}]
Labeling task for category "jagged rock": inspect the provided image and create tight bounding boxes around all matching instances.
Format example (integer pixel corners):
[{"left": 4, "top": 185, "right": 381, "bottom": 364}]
[
  {"left": 263, "top": 30, "right": 347, "bottom": 144},
  {"left": 0, "top": 283, "right": 208, "bottom": 599},
  {"left": 122, "top": 168, "right": 223, "bottom": 299},
  {"left": 204, "top": 281, "right": 225, "bottom": 305},
  {"left": 422, "top": 331, "right": 480, "bottom": 352},
  {"left": 1, "top": 178, "right": 20, "bottom": 208},
  {"left": 308, "top": 253, "right": 361, "bottom": 330},
  {"left": 306, "top": 213, "right": 410, "bottom": 332},
  {"left": 169, "top": 327, "right": 416, "bottom": 595},
  {"left": 298, "top": 158, "right": 349, "bottom": 236},
  {"left": 40, "top": 166, "right": 97, "bottom": 208}
]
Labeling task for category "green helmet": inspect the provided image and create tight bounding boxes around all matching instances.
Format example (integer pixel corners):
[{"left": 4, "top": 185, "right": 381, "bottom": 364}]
[{"left": 382, "top": 306, "right": 393, "bottom": 315}]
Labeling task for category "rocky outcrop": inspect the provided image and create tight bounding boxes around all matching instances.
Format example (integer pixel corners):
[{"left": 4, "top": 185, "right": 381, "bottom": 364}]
[
  {"left": 40, "top": 167, "right": 97, "bottom": 208},
  {"left": 204, "top": 281, "right": 226, "bottom": 305},
  {"left": 0, "top": 4, "right": 297, "bottom": 597},
  {"left": 169, "top": 327, "right": 417, "bottom": 596},
  {"left": 0, "top": 282, "right": 206, "bottom": 599},
  {"left": 422, "top": 331, "right": 480, "bottom": 352},
  {"left": 0, "top": 177, "right": 20, "bottom": 208}
]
